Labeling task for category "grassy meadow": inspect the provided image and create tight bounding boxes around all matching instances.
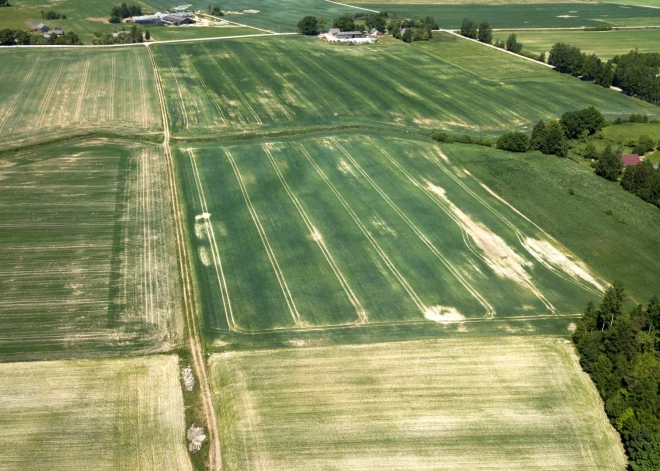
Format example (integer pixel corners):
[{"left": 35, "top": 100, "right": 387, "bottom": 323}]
[
  {"left": 148, "top": 26, "right": 259, "bottom": 41},
  {"left": 449, "top": 143, "right": 660, "bottom": 306},
  {"left": 152, "top": 34, "right": 656, "bottom": 139},
  {"left": 0, "top": 47, "right": 161, "bottom": 147},
  {"left": 353, "top": 3, "right": 660, "bottom": 29},
  {"left": 176, "top": 133, "right": 610, "bottom": 346},
  {"left": 210, "top": 336, "right": 626, "bottom": 471},
  {"left": 0, "top": 355, "right": 192, "bottom": 471},
  {"left": 493, "top": 28, "right": 660, "bottom": 61},
  {"left": 0, "top": 140, "right": 183, "bottom": 360}
]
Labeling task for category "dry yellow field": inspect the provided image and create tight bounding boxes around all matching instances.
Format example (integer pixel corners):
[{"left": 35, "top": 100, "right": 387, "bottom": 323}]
[
  {"left": 0, "top": 355, "right": 192, "bottom": 471},
  {"left": 210, "top": 336, "right": 626, "bottom": 471}
]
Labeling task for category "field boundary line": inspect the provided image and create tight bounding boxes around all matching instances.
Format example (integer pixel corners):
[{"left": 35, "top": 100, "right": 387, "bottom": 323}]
[
  {"left": 186, "top": 148, "right": 237, "bottom": 332},
  {"left": 224, "top": 147, "right": 304, "bottom": 327},
  {"left": 263, "top": 143, "right": 367, "bottom": 324},
  {"left": 298, "top": 142, "right": 427, "bottom": 314},
  {"left": 325, "top": 0, "right": 378, "bottom": 13},
  {"left": 0, "top": 56, "right": 40, "bottom": 134},
  {"left": 146, "top": 45, "right": 222, "bottom": 471},
  {"left": 333, "top": 137, "right": 495, "bottom": 318},
  {"left": 200, "top": 43, "right": 263, "bottom": 124},
  {"left": 165, "top": 55, "right": 189, "bottom": 130}
]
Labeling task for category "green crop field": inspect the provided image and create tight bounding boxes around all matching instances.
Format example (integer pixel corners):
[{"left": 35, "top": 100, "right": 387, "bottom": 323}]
[
  {"left": 0, "top": 140, "right": 183, "bottom": 360},
  {"left": 352, "top": 3, "right": 660, "bottom": 29},
  {"left": 209, "top": 336, "right": 626, "bottom": 470},
  {"left": 148, "top": 26, "right": 260, "bottom": 41},
  {"left": 493, "top": 29, "right": 660, "bottom": 60},
  {"left": 175, "top": 132, "right": 614, "bottom": 347},
  {"left": 448, "top": 142, "right": 660, "bottom": 305},
  {"left": 0, "top": 355, "right": 192, "bottom": 471},
  {"left": 152, "top": 34, "right": 656, "bottom": 140},
  {"left": 0, "top": 47, "right": 161, "bottom": 147}
]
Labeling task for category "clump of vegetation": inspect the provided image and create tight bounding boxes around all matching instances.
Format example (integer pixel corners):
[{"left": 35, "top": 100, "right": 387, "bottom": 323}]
[
  {"left": 109, "top": 3, "right": 142, "bottom": 23},
  {"left": 92, "top": 25, "right": 144, "bottom": 44},
  {"left": 297, "top": 16, "right": 319, "bottom": 35},
  {"left": 211, "top": 6, "right": 224, "bottom": 17},
  {"left": 0, "top": 28, "right": 81, "bottom": 45},
  {"left": 41, "top": 10, "right": 66, "bottom": 20},
  {"left": 430, "top": 131, "right": 492, "bottom": 147},
  {"left": 573, "top": 284, "right": 660, "bottom": 471},
  {"left": 0, "top": 0, "right": 10, "bottom": 7},
  {"left": 548, "top": 43, "right": 613, "bottom": 87},
  {"left": 388, "top": 16, "right": 436, "bottom": 43},
  {"left": 496, "top": 131, "right": 529, "bottom": 152}
]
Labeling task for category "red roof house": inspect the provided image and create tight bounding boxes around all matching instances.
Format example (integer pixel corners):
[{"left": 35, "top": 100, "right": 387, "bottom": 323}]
[{"left": 621, "top": 154, "right": 641, "bottom": 166}]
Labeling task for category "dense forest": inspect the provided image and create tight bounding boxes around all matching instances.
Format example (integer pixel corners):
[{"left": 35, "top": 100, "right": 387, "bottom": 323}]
[{"left": 574, "top": 285, "right": 660, "bottom": 470}]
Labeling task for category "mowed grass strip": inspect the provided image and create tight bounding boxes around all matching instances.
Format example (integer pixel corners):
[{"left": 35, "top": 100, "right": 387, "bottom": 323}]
[
  {"left": 153, "top": 35, "right": 656, "bottom": 138},
  {"left": 0, "top": 48, "right": 161, "bottom": 147},
  {"left": 210, "top": 336, "right": 626, "bottom": 470},
  {"left": 493, "top": 28, "right": 660, "bottom": 61},
  {"left": 177, "top": 133, "right": 607, "bottom": 336},
  {"left": 353, "top": 2, "right": 660, "bottom": 28},
  {"left": 0, "top": 355, "right": 192, "bottom": 471},
  {"left": 0, "top": 140, "right": 183, "bottom": 360}
]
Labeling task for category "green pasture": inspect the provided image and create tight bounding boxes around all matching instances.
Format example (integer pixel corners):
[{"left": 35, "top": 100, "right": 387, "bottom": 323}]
[
  {"left": 152, "top": 34, "right": 656, "bottom": 139},
  {"left": 0, "top": 355, "right": 192, "bottom": 471},
  {"left": 493, "top": 29, "right": 660, "bottom": 61},
  {"left": 449, "top": 142, "right": 660, "bottom": 305},
  {"left": 149, "top": 26, "right": 259, "bottom": 41},
  {"left": 210, "top": 337, "right": 626, "bottom": 471},
  {"left": 175, "top": 132, "right": 610, "bottom": 348},
  {"left": 569, "top": 122, "right": 660, "bottom": 162},
  {"left": 0, "top": 140, "right": 183, "bottom": 360},
  {"left": 353, "top": 3, "right": 660, "bottom": 29},
  {"left": 0, "top": 47, "right": 161, "bottom": 147}
]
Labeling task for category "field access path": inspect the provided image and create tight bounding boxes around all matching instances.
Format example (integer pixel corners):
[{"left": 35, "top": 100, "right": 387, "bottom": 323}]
[{"left": 146, "top": 45, "right": 222, "bottom": 471}]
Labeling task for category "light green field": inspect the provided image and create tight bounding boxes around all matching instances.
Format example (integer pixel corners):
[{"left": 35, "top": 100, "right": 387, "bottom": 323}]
[
  {"left": 0, "top": 47, "right": 161, "bottom": 147},
  {"left": 210, "top": 336, "right": 625, "bottom": 471},
  {"left": 447, "top": 142, "right": 660, "bottom": 305},
  {"left": 176, "top": 133, "right": 610, "bottom": 347},
  {"left": 352, "top": 2, "right": 660, "bottom": 29},
  {"left": 0, "top": 140, "right": 183, "bottom": 360},
  {"left": 0, "top": 355, "right": 192, "bottom": 471},
  {"left": 152, "top": 34, "right": 656, "bottom": 139},
  {"left": 149, "top": 26, "right": 259, "bottom": 41},
  {"left": 494, "top": 28, "right": 660, "bottom": 60}
]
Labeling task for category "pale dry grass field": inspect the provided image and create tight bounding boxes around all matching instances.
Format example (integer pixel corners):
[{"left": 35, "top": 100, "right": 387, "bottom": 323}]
[
  {"left": 210, "top": 336, "right": 626, "bottom": 471},
  {"left": 0, "top": 355, "right": 192, "bottom": 471}
]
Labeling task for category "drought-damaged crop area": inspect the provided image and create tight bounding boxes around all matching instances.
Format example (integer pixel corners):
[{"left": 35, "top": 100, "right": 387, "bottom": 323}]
[
  {"left": 209, "top": 336, "right": 626, "bottom": 471},
  {"left": 176, "top": 133, "right": 607, "bottom": 341},
  {"left": 0, "top": 48, "right": 161, "bottom": 148},
  {"left": 152, "top": 35, "right": 656, "bottom": 139},
  {"left": 0, "top": 140, "right": 183, "bottom": 360},
  {"left": 0, "top": 355, "right": 192, "bottom": 471}
]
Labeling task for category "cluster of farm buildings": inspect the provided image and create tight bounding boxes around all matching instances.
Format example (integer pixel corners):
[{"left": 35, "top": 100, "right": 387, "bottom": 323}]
[
  {"left": 131, "top": 11, "right": 196, "bottom": 26},
  {"left": 27, "top": 23, "right": 65, "bottom": 39},
  {"left": 321, "top": 28, "right": 380, "bottom": 44}
]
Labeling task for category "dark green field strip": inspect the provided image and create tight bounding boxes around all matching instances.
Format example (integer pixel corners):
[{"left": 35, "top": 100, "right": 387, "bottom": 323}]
[
  {"left": 0, "top": 141, "right": 182, "bottom": 360},
  {"left": 354, "top": 2, "right": 660, "bottom": 28},
  {"left": 446, "top": 143, "right": 660, "bottom": 305},
  {"left": 154, "top": 35, "right": 656, "bottom": 140}
]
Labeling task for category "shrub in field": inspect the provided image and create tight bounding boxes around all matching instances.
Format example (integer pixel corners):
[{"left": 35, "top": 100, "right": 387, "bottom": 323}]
[
  {"left": 297, "top": 16, "right": 319, "bottom": 35},
  {"left": 460, "top": 19, "right": 477, "bottom": 39},
  {"left": 560, "top": 107, "right": 606, "bottom": 139},
  {"left": 477, "top": 22, "right": 492, "bottom": 44},
  {"left": 595, "top": 144, "right": 623, "bottom": 181},
  {"left": 496, "top": 131, "right": 529, "bottom": 152},
  {"left": 211, "top": 7, "right": 223, "bottom": 16},
  {"left": 505, "top": 34, "right": 523, "bottom": 54}
]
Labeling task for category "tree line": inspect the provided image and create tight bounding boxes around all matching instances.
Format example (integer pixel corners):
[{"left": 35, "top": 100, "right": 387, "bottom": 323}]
[
  {"left": 0, "top": 28, "right": 81, "bottom": 45},
  {"left": 459, "top": 20, "right": 534, "bottom": 59},
  {"left": 548, "top": 43, "right": 660, "bottom": 105},
  {"left": 41, "top": 10, "right": 66, "bottom": 20},
  {"left": 573, "top": 284, "right": 660, "bottom": 471},
  {"left": 110, "top": 3, "right": 142, "bottom": 24},
  {"left": 92, "top": 25, "right": 147, "bottom": 45}
]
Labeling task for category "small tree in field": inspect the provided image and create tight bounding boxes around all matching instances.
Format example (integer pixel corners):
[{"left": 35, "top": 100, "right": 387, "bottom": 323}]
[
  {"left": 460, "top": 19, "right": 477, "bottom": 39},
  {"left": 505, "top": 33, "right": 523, "bottom": 54},
  {"left": 496, "top": 132, "right": 530, "bottom": 152},
  {"left": 297, "top": 16, "right": 319, "bottom": 35},
  {"left": 477, "top": 22, "right": 492, "bottom": 44},
  {"left": 317, "top": 16, "right": 327, "bottom": 32}
]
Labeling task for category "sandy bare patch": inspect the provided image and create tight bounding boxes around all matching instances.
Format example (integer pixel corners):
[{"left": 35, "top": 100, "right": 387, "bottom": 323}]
[
  {"left": 522, "top": 238, "right": 605, "bottom": 292},
  {"left": 424, "top": 305, "right": 465, "bottom": 323},
  {"left": 198, "top": 247, "right": 211, "bottom": 266},
  {"left": 86, "top": 17, "right": 109, "bottom": 23}
]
